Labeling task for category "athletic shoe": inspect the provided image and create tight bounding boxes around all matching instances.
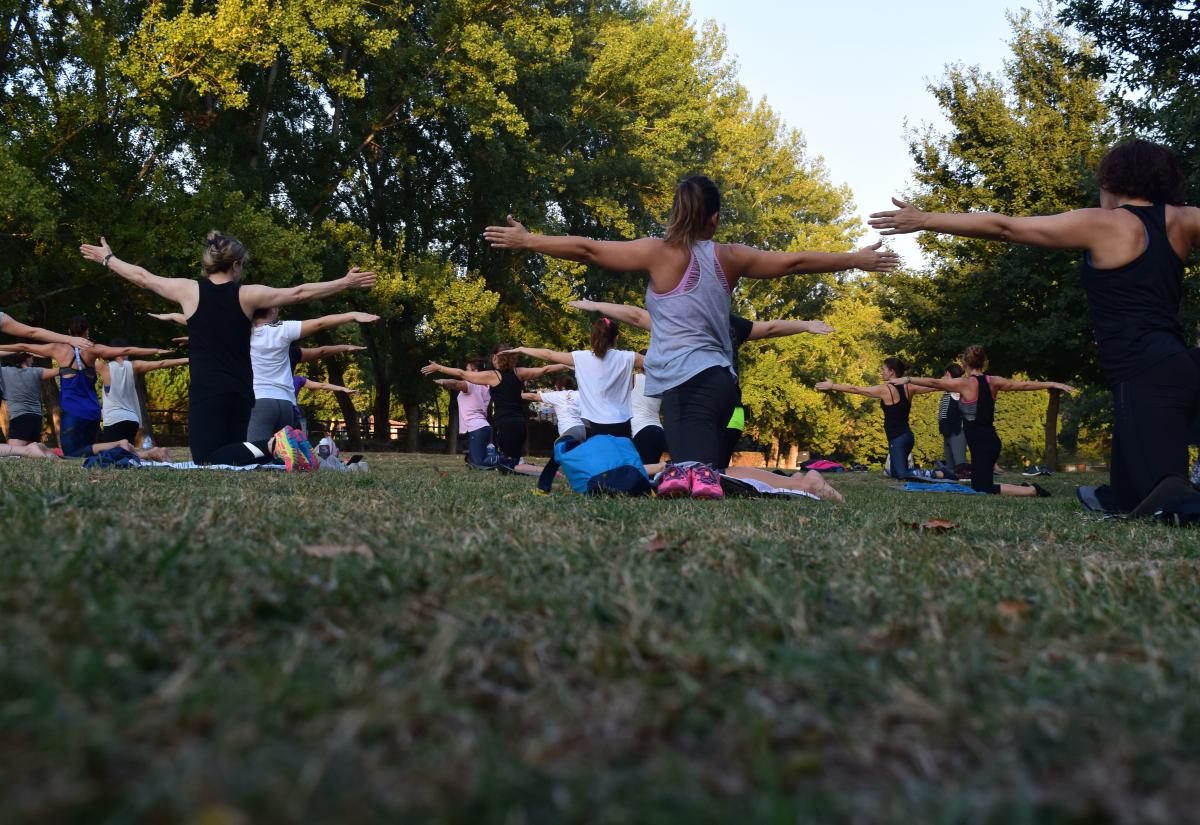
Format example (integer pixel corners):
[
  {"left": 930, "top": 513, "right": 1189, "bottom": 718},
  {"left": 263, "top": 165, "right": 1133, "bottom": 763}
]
[
  {"left": 657, "top": 463, "right": 691, "bottom": 498},
  {"left": 272, "top": 426, "right": 301, "bottom": 471},
  {"left": 1020, "top": 482, "right": 1052, "bottom": 498},
  {"left": 689, "top": 464, "right": 724, "bottom": 499}
]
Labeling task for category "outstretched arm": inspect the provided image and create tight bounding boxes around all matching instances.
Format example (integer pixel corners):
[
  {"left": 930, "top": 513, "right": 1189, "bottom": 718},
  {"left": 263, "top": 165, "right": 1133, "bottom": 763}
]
[
  {"left": 568, "top": 300, "right": 651, "bottom": 331},
  {"left": 298, "top": 345, "right": 367, "bottom": 362},
  {"left": 299, "top": 380, "right": 356, "bottom": 394},
  {"left": 298, "top": 312, "right": 379, "bottom": 338},
  {"left": 516, "top": 364, "right": 569, "bottom": 381},
  {"left": 723, "top": 241, "right": 899, "bottom": 280},
  {"left": 89, "top": 345, "right": 172, "bottom": 359},
  {"left": 147, "top": 312, "right": 187, "bottom": 326},
  {"left": 132, "top": 358, "right": 189, "bottom": 374},
  {"left": 238, "top": 267, "right": 377, "bottom": 313},
  {"left": 0, "top": 343, "right": 61, "bottom": 358},
  {"left": 988, "top": 377, "right": 1076, "bottom": 394},
  {"left": 521, "top": 392, "right": 544, "bottom": 402},
  {"left": 891, "top": 375, "right": 972, "bottom": 393},
  {"left": 814, "top": 381, "right": 890, "bottom": 400},
  {"left": 0, "top": 316, "right": 91, "bottom": 349},
  {"left": 749, "top": 319, "right": 834, "bottom": 340},
  {"left": 868, "top": 198, "right": 1111, "bottom": 250},
  {"left": 502, "top": 346, "right": 574, "bottom": 367},
  {"left": 421, "top": 362, "right": 500, "bottom": 387},
  {"left": 435, "top": 378, "right": 471, "bottom": 393},
  {"left": 81, "top": 237, "right": 197, "bottom": 308},
  {"left": 485, "top": 216, "right": 663, "bottom": 273}
]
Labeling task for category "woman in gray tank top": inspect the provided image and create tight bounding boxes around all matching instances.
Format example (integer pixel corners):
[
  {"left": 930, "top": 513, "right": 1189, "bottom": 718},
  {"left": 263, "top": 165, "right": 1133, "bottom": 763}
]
[
  {"left": 0, "top": 350, "right": 58, "bottom": 447},
  {"left": 485, "top": 175, "right": 899, "bottom": 498}
]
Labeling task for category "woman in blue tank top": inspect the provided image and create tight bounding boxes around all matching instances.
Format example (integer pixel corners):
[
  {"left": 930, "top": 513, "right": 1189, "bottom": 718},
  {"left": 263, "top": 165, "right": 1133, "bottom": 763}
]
[
  {"left": 485, "top": 176, "right": 899, "bottom": 499},
  {"left": 871, "top": 139, "right": 1200, "bottom": 514}
]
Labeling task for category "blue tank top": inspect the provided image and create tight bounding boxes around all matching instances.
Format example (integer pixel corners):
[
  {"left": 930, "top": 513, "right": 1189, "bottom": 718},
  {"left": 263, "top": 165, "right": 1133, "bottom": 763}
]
[
  {"left": 59, "top": 347, "right": 101, "bottom": 420},
  {"left": 643, "top": 240, "right": 734, "bottom": 397}
]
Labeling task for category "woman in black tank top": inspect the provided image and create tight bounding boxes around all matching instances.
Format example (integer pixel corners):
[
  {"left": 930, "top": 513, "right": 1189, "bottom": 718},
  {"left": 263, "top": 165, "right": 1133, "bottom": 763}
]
[
  {"left": 422, "top": 347, "right": 568, "bottom": 470},
  {"left": 896, "top": 346, "right": 1074, "bottom": 497},
  {"left": 870, "top": 139, "right": 1200, "bottom": 513},
  {"left": 81, "top": 232, "right": 377, "bottom": 463},
  {"left": 816, "top": 356, "right": 936, "bottom": 478}
]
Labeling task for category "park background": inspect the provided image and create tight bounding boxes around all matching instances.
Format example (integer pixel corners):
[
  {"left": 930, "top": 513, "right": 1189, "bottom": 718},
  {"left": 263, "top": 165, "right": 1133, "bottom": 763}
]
[{"left": 2, "top": 0, "right": 1198, "bottom": 469}]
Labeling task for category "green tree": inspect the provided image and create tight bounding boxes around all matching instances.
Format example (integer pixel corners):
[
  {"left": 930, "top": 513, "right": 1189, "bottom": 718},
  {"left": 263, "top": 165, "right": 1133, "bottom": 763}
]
[{"left": 877, "top": 9, "right": 1112, "bottom": 468}]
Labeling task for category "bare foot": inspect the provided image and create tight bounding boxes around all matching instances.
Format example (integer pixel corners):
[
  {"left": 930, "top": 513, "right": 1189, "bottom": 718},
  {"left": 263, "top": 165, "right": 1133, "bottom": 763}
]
[
  {"left": 138, "top": 447, "right": 170, "bottom": 462},
  {"left": 804, "top": 469, "right": 845, "bottom": 503}
]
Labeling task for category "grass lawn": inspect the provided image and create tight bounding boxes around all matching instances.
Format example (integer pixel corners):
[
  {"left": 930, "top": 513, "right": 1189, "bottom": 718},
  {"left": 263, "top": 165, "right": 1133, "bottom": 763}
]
[{"left": 3, "top": 452, "right": 1200, "bottom": 823}]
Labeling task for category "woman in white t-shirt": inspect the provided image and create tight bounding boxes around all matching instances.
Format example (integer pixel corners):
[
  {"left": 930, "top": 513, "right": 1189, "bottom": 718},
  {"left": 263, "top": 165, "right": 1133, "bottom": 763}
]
[
  {"left": 630, "top": 360, "right": 665, "bottom": 464},
  {"left": 523, "top": 374, "right": 586, "bottom": 493},
  {"left": 246, "top": 307, "right": 378, "bottom": 442},
  {"left": 503, "top": 317, "right": 642, "bottom": 438}
]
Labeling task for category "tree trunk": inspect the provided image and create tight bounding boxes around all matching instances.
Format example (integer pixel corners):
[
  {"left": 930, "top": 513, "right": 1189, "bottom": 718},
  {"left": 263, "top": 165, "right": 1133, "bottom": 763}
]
[
  {"left": 786, "top": 443, "right": 800, "bottom": 470},
  {"left": 445, "top": 395, "right": 458, "bottom": 455},
  {"left": 42, "top": 378, "right": 61, "bottom": 446},
  {"left": 768, "top": 434, "right": 780, "bottom": 467},
  {"left": 249, "top": 57, "right": 280, "bottom": 170},
  {"left": 323, "top": 359, "right": 362, "bottom": 450},
  {"left": 1044, "top": 387, "right": 1060, "bottom": 470},
  {"left": 133, "top": 370, "right": 153, "bottom": 446},
  {"left": 405, "top": 402, "right": 421, "bottom": 452},
  {"left": 362, "top": 326, "right": 390, "bottom": 446}
]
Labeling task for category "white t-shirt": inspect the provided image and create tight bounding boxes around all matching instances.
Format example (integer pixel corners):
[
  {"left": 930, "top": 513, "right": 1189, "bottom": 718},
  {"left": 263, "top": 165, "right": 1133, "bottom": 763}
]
[
  {"left": 251, "top": 320, "right": 303, "bottom": 402},
  {"left": 571, "top": 349, "right": 635, "bottom": 424},
  {"left": 539, "top": 389, "right": 584, "bottom": 436},
  {"left": 630, "top": 372, "right": 662, "bottom": 435}
]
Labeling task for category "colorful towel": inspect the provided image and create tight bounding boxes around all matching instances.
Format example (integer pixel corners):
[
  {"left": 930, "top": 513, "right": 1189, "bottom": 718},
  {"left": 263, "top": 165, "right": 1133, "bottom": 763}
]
[{"left": 901, "top": 481, "right": 984, "bottom": 494}]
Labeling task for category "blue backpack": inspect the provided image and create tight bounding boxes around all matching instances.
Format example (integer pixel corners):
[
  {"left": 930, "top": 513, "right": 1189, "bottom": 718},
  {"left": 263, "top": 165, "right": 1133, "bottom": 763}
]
[{"left": 553, "top": 435, "right": 652, "bottom": 496}]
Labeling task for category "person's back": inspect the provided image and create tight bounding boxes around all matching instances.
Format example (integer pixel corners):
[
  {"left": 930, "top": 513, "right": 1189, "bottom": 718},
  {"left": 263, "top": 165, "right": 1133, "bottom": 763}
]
[
  {"left": 881, "top": 384, "right": 912, "bottom": 440},
  {"left": 540, "top": 389, "right": 583, "bottom": 437},
  {"left": 458, "top": 382, "right": 491, "bottom": 434},
  {"left": 643, "top": 239, "right": 733, "bottom": 397},
  {"left": 101, "top": 359, "right": 141, "bottom": 427},
  {"left": 1083, "top": 202, "right": 1187, "bottom": 386},
  {"left": 630, "top": 372, "right": 661, "bottom": 434},
  {"left": 491, "top": 369, "right": 524, "bottom": 420},
  {"left": 3, "top": 366, "right": 43, "bottom": 418},
  {"left": 572, "top": 349, "right": 635, "bottom": 424},
  {"left": 188, "top": 279, "right": 252, "bottom": 401},
  {"left": 59, "top": 347, "right": 100, "bottom": 421},
  {"left": 251, "top": 320, "right": 303, "bottom": 402}
]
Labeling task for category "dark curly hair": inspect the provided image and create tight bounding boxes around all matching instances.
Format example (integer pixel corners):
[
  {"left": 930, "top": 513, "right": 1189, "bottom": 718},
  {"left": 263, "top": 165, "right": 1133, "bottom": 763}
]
[{"left": 1097, "top": 139, "right": 1186, "bottom": 205}]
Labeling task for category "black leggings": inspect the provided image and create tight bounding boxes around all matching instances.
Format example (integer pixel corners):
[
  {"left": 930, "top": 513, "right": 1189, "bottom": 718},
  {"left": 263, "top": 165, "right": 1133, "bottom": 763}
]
[
  {"left": 100, "top": 420, "right": 139, "bottom": 444},
  {"left": 964, "top": 421, "right": 1002, "bottom": 494},
  {"left": 1110, "top": 351, "right": 1200, "bottom": 512},
  {"left": 493, "top": 416, "right": 526, "bottom": 466},
  {"left": 205, "top": 439, "right": 275, "bottom": 467},
  {"left": 660, "top": 366, "right": 737, "bottom": 466},
  {"left": 189, "top": 392, "right": 254, "bottom": 464},
  {"left": 584, "top": 420, "right": 632, "bottom": 439},
  {"left": 634, "top": 426, "right": 666, "bottom": 465}
]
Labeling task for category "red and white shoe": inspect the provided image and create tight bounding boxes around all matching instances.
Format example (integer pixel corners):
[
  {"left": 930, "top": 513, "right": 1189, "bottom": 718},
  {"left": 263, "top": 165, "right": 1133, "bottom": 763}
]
[
  {"left": 656, "top": 463, "right": 691, "bottom": 498},
  {"left": 689, "top": 464, "right": 724, "bottom": 499}
]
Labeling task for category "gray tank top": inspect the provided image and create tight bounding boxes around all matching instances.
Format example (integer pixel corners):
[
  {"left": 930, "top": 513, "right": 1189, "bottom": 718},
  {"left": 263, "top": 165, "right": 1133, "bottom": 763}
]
[
  {"left": 643, "top": 240, "right": 734, "bottom": 396},
  {"left": 1, "top": 366, "right": 45, "bottom": 417},
  {"left": 102, "top": 359, "right": 142, "bottom": 427}
]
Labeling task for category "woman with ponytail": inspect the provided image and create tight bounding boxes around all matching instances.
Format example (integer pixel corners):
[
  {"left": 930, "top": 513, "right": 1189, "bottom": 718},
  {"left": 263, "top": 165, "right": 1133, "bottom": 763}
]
[
  {"left": 892, "top": 345, "right": 1075, "bottom": 496},
  {"left": 816, "top": 357, "right": 934, "bottom": 479},
  {"left": 501, "top": 316, "right": 642, "bottom": 439},
  {"left": 486, "top": 175, "right": 898, "bottom": 499}
]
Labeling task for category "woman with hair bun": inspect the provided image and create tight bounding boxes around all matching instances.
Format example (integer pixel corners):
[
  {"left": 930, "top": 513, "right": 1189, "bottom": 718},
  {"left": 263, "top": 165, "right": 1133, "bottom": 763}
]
[
  {"left": 81, "top": 231, "right": 376, "bottom": 463},
  {"left": 871, "top": 139, "right": 1200, "bottom": 512},
  {"left": 485, "top": 174, "right": 899, "bottom": 499},
  {"left": 816, "top": 356, "right": 934, "bottom": 479},
  {"left": 892, "top": 345, "right": 1075, "bottom": 497}
]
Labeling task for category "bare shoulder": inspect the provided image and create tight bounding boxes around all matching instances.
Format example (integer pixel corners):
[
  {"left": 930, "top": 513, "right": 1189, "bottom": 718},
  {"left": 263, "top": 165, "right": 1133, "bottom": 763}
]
[{"left": 1167, "top": 204, "right": 1200, "bottom": 248}]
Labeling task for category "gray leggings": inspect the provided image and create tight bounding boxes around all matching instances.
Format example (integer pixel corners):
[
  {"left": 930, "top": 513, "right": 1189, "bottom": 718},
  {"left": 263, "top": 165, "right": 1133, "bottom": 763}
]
[
  {"left": 247, "top": 398, "right": 296, "bottom": 442},
  {"left": 943, "top": 430, "right": 967, "bottom": 469}
]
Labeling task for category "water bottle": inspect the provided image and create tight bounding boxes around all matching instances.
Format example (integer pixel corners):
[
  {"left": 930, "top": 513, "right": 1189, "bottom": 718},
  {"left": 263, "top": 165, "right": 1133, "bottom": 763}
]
[
  {"left": 142, "top": 435, "right": 153, "bottom": 450},
  {"left": 485, "top": 443, "right": 498, "bottom": 465},
  {"left": 318, "top": 443, "right": 330, "bottom": 460}
]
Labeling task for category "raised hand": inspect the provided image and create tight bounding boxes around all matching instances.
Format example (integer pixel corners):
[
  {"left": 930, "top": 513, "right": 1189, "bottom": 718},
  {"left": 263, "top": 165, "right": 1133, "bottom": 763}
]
[
  {"left": 868, "top": 198, "right": 926, "bottom": 236},
  {"left": 852, "top": 240, "right": 901, "bottom": 272},
  {"left": 815, "top": 380, "right": 833, "bottom": 392},
  {"left": 806, "top": 320, "right": 835, "bottom": 335},
  {"left": 498, "top": 347, "right": 524, "bottom": 355},
  {"left": 483, "top": 215, "right": 530, "bottom": 249},
  {"left": 351, "top": 312, "right": 381, "bottom": 323},
  {"left": 68, "top": 336, "right": 93, "bottom": 349},
  {"left": 1056, "top": 383, "right": 1077, "bottom": 394},
  {"left": 80, "top": 236, "right": 113, "bottom": 265},
  {"left": 420, "top": 361, "right": 444, "bottom": 376},
  {"left": 345, "top": 267, "right": 377, "bottom": 289},
  {"left": 567, "top": 299, "right": 596, "bottom": 312},
  {"left": 172, "top": 336, "right": 189, "bottom": 345}
]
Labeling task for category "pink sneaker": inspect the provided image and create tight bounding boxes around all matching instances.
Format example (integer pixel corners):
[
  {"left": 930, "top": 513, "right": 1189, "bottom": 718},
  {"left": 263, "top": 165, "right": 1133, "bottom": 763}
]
[
  {"left": 689, "top": 464, "right": 724, "bottom": 499},
  {"left": 656, "top": 464, "right": 691, "bottom": 498}
]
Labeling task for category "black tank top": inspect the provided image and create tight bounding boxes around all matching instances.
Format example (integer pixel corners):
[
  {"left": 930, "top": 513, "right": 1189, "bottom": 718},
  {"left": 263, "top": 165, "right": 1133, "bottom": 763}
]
[
  {"left": 881, "top": 384, "right": 912, "bottom": 441},
  {"left": 491, "top": 369, "right": 524, "bottom": 420},
  {"left": 187, "top": 280, "right": 252, "bottom": 400},
  {"left": 1082, "top": 203, "right": 1187, "bottom": 386},
  {"left": 963, "top": 375, "right": 995, "bottom": 429}
]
